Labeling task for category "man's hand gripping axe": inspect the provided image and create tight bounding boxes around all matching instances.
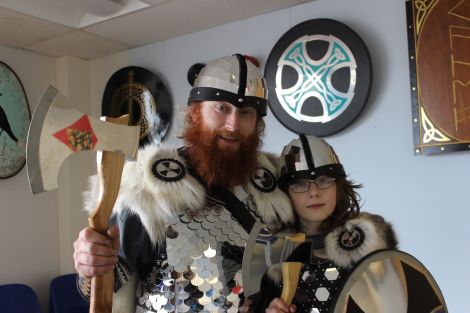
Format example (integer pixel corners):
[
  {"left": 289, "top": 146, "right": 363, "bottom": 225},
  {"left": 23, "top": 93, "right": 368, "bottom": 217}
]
[{"left": 26, "top": 85, "right": 140, "bottom": 313}]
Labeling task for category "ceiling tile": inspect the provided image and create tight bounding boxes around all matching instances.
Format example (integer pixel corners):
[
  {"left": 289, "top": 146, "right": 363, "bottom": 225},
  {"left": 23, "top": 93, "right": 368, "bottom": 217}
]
[
  {"left": 27, "top": 30, "right": 130, "bottom": 59},
  {"left": 84, "top": 0, "right": 301, "bottom": 46},
  {"left": 0, "top": 0, "right": 313, "bottom": 59},
  {"left": 0, "top": 7, "right": 72, "bottom": 47}
]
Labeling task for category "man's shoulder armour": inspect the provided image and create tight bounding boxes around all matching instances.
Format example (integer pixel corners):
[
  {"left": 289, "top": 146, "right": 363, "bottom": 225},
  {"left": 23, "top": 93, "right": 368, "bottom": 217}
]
[{"left": 83, "top": 144, "right": 206, "bottom": 245}]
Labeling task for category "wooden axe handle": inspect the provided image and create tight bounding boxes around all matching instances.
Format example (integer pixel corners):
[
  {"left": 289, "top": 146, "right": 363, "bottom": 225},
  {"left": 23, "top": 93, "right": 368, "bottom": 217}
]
[
  {"left": 281, "top": 262, "right": 302, "bottom": 304},
  {"left": 280, "top": 233, "right": 306, "bottom": 305},
  {"left": 88, "top": 115, "right": 129, "bottom": 313}
]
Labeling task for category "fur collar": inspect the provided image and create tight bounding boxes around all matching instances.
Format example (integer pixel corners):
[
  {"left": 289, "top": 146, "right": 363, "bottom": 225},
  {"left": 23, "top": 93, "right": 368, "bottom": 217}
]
[
  {"left": 83, "top": 144, "right": 294, "bottom": 245},
  {"left": 266, "top": 212, "right": 398, "bottom": 285},
  {"left": 325, "top": 212, "right": 398, "bottom": 268}
]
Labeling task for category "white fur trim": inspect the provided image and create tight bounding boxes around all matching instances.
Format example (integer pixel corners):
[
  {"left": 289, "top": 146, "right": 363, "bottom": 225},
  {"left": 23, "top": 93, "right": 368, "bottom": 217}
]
[
  {"left": 82, "top": 146, "right": 294, "bottom": 246},
  {"left": 83, "top": 144, "right": 206, "bottom": 245},
  {"left": 246, "top": 153, "right": 294, "bottom": 226},
  {"left": 325, "top": 213, "right": 388, "bottom": 268}
]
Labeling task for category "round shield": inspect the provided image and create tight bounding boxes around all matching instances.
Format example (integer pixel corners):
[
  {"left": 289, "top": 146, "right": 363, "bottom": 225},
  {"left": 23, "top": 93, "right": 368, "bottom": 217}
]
[
  {"left": 0, "top": 62, "right": 30, "bottom": 179},
  {"left": 102, "top": 66, "right": 172, "bottom": 147},
  {"left": 331, "top": 249, "right": 448, "bottom": 313},
  {"left": 265, "top": 19, "right": 372, "bottom": 136}
]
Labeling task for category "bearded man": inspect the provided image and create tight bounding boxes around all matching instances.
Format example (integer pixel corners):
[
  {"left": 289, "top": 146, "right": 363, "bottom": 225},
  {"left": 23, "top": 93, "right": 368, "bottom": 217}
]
[{"left": 72, "top": 54, "right": 294, "bottom": 313}]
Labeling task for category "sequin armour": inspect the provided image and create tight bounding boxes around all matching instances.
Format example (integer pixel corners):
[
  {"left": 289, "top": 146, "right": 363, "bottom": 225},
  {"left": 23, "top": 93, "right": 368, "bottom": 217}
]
[{"left": 136, "top": 201, "right": 253, "bottom": 312}]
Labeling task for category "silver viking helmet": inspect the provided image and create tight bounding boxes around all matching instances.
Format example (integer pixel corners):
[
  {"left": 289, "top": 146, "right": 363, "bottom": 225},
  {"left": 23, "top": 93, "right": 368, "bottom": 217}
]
[
  {"left": 278, "top": 134, "right": 346, "bottom": 189},
  {"left": 187, "top": 54, "right": 268, "bottom": 116}
]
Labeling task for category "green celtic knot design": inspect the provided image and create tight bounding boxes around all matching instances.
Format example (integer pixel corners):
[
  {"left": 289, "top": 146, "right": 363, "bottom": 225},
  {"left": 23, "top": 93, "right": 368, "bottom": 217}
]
[{"left": 275, "top": 35, "right": 357, "bottom": 123}]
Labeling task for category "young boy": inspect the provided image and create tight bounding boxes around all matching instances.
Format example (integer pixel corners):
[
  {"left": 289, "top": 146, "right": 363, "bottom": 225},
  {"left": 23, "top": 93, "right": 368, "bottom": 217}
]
[{"left": 254, "top": 134, "right": 398, "bottom": 313}]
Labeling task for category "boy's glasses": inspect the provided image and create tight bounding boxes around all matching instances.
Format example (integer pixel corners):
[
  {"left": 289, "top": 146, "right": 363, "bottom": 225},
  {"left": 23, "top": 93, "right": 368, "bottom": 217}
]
[{"left": 289, "top": 177, "right": 336, "bottom": 193}]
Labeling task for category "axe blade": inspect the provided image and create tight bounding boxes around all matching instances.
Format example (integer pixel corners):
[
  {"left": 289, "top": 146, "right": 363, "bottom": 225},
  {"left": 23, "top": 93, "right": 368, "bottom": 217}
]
[{"left": 27, "top": 85, "right": 140, "bottom": 194}]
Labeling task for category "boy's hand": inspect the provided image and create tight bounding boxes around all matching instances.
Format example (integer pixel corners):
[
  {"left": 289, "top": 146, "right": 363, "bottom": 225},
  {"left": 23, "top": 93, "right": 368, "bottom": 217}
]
[{"left": 266, "top": 297, "right": 296, "bottom": 313}]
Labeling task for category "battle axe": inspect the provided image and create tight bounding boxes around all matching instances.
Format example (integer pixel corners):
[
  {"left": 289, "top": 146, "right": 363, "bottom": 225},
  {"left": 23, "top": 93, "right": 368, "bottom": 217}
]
[
  {"left": 26, "top": 85, "right": 140, "bottom": 313},
  {"left": 280, "top": 233, "right": 306, "bottom": 305},
  {"left": 242, "top": 222, "right": 304, "bottom": 298}
]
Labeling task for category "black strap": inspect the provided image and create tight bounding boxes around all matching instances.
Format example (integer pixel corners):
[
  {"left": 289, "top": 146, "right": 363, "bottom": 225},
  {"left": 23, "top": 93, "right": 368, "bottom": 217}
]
[
  {"left": 235, "top": 53, "right": 247, "bottom": 96},
  {"left": 210, "top": 186, "right": 256, "bottom": 234},
  {"left": 285, "top": 241, "right": 311, "bottom": 263},
  {"left": 307, "top": 232, "right": 327, "bottom": 249},
  {"left": 300, "top": 133, "right": 315, "bottom": 171},
  {"left": 285, "top": 234, "right": 326, "bottom": 263}
]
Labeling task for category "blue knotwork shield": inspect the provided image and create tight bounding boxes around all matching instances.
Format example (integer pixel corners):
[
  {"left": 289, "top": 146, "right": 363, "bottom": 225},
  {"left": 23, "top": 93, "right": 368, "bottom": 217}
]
[{"left": 265, "top": 19, "right": 372, "bottom": 136}]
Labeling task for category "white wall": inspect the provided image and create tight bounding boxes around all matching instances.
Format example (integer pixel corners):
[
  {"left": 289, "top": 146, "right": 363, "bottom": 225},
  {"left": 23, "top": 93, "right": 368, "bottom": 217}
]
[
  {"left": 0, "top": 45, "right": 60, "bottom": 311},
  {"left": 90, "top": 51, "right": 130, "bottom": 117},
  {"left": 127, "top": 0, "right": 469, "bottom": 312}
]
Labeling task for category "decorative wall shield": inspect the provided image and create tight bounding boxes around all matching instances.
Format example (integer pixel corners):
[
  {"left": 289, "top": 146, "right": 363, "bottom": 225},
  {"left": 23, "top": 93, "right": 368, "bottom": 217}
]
[
  {"left": 406, "top": 0, "right": 470, "bottom": 154},
  {"left": 0, "top": 62, "right": 30, "bottom": 179},
  {"left": 265, "top": 19, "right": 372, "bottom": 136},
  {"left": 102, "top": 66, "right": 172, "bottom": 147}
]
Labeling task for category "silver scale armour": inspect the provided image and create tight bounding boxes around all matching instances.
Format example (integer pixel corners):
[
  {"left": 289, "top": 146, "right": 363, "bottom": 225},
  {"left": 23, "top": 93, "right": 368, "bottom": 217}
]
[{"left": 136, "top": 201, "right": 251, "bottom": 313}]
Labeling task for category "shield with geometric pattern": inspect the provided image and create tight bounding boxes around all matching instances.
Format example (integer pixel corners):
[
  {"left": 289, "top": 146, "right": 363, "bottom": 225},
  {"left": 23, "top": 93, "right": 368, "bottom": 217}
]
[{"left": 265, "top": 19, "right": 372, "bottom": 136}]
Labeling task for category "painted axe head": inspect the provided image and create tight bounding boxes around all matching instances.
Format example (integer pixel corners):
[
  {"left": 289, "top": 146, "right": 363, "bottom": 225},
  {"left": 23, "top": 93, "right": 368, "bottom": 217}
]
[{"left": 26, "top": 85, "right": 140, "bottom": 194}]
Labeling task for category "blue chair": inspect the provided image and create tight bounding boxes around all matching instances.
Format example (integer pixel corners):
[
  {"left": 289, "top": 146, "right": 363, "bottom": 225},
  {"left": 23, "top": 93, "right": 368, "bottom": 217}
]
[
  {"left": 0, "top": 283, "right": 41, "bottom": 313},
  {"left": 49, "top": 273, "right": 89, "bottom": 313}
]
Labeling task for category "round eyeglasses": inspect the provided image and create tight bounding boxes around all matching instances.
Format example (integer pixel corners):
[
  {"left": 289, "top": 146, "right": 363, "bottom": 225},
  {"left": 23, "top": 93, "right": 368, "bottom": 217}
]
[{"left": 289, "top": 177, "right": 336, "bottom": 193}]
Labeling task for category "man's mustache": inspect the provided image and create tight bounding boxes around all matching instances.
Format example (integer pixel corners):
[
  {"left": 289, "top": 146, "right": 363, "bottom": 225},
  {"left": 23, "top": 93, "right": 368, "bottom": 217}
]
[{"left": 216, "top": 130, "right": 243, "bottom": 140}]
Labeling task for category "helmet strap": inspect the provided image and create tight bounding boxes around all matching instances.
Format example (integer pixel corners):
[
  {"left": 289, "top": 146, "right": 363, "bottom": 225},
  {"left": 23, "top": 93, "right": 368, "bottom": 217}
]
[
  {"left": 299, "top": 134, "right": 316, "bottom": 172},
  {"left": 235, "top": 53, "right": 247, "bottom": 97}
]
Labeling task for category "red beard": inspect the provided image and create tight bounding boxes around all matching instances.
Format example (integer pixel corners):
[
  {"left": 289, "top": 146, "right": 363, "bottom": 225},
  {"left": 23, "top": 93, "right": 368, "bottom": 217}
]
[{"left": 184, "top": 107, "right": 260, "bottom": 189}]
